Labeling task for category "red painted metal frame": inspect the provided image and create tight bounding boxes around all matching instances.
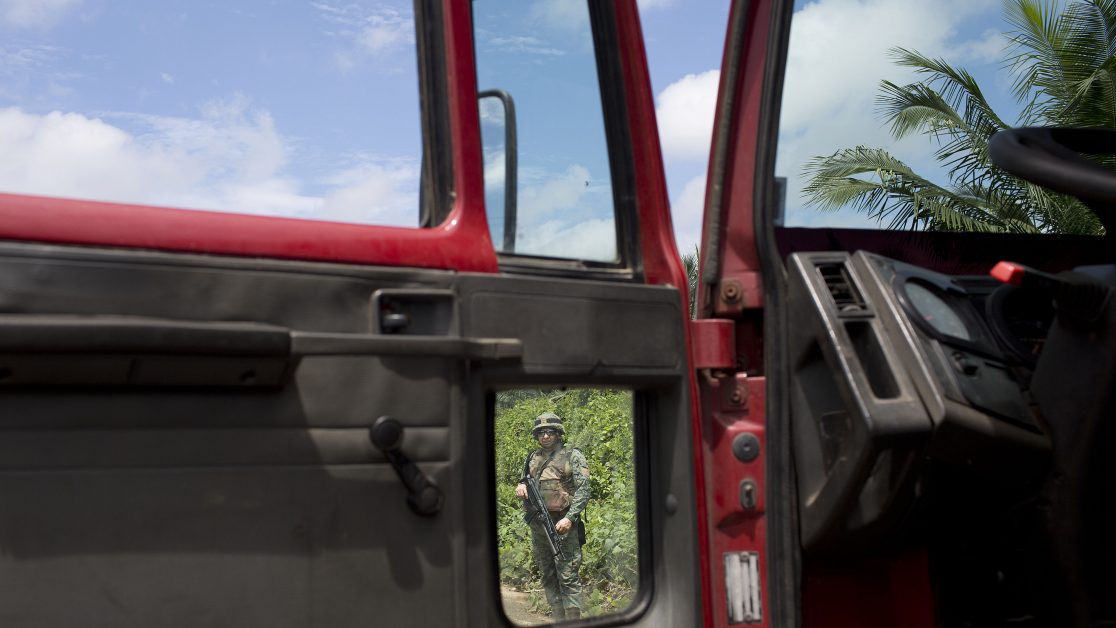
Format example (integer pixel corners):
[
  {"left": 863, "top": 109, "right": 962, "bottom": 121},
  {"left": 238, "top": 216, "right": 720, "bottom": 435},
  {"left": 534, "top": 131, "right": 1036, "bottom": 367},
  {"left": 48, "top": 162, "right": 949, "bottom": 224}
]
[
  {"left": 611, "top": 3, "right": 688, "bottom": 290},
  {"left": 613, "top": 3, "right": 715, "bottom": 626},
  {"left": 693, "top": 0, "right": 775, "bottom": 626},
  {"left": 704, "top": 374, "right": 767, "bottom": 628},
  {"left": 0, "top": 1, "right": 497, "bottom": 273},
  {"left": 701, "top": 0, "right": 771, "bottom": 312},
  {"left": 690, "top": 320, "right": 736, "bottom": 370}
]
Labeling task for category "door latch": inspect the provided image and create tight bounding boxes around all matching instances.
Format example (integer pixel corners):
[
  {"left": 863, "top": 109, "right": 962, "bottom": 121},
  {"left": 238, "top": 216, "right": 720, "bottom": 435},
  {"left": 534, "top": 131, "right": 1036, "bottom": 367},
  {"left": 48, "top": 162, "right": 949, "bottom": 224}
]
[{"left": 724, "top": 551, "right": 763, "bottom": 624}]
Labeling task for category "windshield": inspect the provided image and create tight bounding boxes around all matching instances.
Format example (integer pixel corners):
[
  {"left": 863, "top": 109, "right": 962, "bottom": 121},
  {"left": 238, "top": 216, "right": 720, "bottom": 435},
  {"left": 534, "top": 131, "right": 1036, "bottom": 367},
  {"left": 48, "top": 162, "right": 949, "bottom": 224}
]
[{"left": 773, "top": 0, "right": 1112, "bottom": 236}]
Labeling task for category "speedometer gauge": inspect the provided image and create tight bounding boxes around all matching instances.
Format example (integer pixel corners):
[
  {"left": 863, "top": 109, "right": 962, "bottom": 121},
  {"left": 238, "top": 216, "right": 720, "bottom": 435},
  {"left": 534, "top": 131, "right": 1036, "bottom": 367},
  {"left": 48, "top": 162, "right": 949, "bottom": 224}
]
[{"left": 905, "top": 281, "right": 972, "bottom": 340}]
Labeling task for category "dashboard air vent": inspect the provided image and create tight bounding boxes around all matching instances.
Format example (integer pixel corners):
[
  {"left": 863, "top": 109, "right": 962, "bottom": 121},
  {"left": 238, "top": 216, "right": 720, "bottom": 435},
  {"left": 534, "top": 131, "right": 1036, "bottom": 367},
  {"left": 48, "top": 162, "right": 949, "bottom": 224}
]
[{"left": 817, "top": 263, "right": 867, "bottom": 313}]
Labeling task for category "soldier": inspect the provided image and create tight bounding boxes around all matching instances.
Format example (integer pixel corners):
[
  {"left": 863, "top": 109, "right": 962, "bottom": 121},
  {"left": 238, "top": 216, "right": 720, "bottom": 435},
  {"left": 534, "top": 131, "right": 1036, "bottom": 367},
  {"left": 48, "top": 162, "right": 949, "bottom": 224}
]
[{"left": 515, "top": 412, "right": 591, "bottom": 621}]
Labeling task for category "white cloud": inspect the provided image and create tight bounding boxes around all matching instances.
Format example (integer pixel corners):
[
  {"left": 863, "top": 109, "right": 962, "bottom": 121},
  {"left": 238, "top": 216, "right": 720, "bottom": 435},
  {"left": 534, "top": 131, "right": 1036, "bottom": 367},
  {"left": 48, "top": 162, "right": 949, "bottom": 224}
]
[
  {"left": 0, "top": 44, "right": 54, "bottom": 71},
  {"left": 332, "top": 51, "right": 356, "bottom": 74},
  {"left": 160, "top": 72, "right": 174, "bottom": 84},
  {"left": 656, "top": 70, "right": 719, "bottom": 161},
  {"left": 956, "top": 28, "right": 1009, "bottom": 64},
  {"left": 671, "top": 174, "right": 706, "bottom": 256},
  {"left": 637, "top": 0, "right": 674, "bottom": 9},
  {"left": 479, "top": 97, "right": 506, "bottom": 126},
  {"left": 516, "top": 218, "right": 617, "bottom": 261},
  {"left": 320, "top": 160, "right": 418, "bottom": 224},
  {"left": 0, "top": 0, "right": 80, "bottom": 30},
  {"left": 519, "top": 164, "right": 591, "bottom": 217},
  {"left": 357, "top": 14, "right": 410, "bottom": 54},
  {"left": 501, "top": 164, "right": 617, "bottom": 261},
  {"left": 487, "top": 35, "right": 564, "bottom": 56},
  {"left": 483, "top": 149, "right": 506, "bottom": 191},
  {"left": 782, "top": 0, "right": 992, "bottom": 133},
  {"left": 0, "top": 44, "right": 76, "bottom": 103},
  {"left": 0, "top": 99, "right": 418, "bottom": 226},
  {"left": 528, "top": 0, "right": 586, "bottom": 32},
  {"left": 314, "top": 2, "right": 414, "bottom": 70}
]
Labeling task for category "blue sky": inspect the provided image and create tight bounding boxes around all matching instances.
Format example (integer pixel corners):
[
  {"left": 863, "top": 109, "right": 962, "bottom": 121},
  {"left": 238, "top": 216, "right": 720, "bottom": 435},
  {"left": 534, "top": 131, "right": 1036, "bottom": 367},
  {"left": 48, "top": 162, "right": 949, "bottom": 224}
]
[{"left": 0, "top": 0, "right": 1020, "bottom": 259}]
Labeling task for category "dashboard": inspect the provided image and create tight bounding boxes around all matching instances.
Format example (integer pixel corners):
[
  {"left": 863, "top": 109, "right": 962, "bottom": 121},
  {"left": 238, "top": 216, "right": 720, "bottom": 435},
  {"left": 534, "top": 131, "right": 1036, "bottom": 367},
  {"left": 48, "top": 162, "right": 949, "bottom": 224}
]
[
  {"left": 786, "top": 250, "right": 1052, "bottom": 551},
  {"left": 879, "top": 256, "right": 1052, "bottom": 432},
  {"left": 894, "top": 265, "right": 1054, "bottom": 369}
]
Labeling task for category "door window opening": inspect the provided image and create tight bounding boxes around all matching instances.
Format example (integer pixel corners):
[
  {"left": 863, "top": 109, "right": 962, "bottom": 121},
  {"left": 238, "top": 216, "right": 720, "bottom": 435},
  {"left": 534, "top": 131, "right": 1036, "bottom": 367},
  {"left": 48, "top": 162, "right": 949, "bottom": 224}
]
[{"left": 493, "top": 387, "right": 639, "bottom": 624}]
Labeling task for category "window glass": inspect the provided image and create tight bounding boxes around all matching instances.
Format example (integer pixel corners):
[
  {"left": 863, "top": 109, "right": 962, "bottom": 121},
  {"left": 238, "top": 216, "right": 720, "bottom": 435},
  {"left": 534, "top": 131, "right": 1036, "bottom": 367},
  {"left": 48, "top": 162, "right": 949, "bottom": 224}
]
[
  {"left": 775, "top": 0, "right": 1108, "bottom": 236},
  {"left": 0, "top": 1, "right": 424, "bottom": 226},
  {"left": 474, "top": 1, "right": 620, "bottom": 262},
  {"left": 495, "top": 388, "right": 638, "bottom": 624}
]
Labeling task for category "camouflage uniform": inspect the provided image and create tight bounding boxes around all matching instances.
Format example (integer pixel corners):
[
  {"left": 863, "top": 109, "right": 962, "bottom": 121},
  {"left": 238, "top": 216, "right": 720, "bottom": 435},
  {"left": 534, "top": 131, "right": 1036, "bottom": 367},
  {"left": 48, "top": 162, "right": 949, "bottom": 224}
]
[{"left": 522, "top": 415, "right": 591, "bottom": 620}]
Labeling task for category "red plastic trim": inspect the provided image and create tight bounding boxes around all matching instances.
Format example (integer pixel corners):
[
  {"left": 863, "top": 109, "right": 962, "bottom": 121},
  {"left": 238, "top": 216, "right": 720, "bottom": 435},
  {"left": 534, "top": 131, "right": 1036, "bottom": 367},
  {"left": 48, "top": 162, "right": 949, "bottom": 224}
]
[
  {"left": 990, "top": 261, "right": 1026, "bottom": 285},
  {"left": 0, "top": 1, "right": 498, "bottom": 274}
]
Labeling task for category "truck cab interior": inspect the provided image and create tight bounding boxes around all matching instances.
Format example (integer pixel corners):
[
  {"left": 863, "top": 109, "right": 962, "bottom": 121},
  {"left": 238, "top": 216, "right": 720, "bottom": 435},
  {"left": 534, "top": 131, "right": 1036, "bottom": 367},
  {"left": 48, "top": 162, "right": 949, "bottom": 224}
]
[{"left": 774, "top": 121, "right": 1116, "bottom": 627}]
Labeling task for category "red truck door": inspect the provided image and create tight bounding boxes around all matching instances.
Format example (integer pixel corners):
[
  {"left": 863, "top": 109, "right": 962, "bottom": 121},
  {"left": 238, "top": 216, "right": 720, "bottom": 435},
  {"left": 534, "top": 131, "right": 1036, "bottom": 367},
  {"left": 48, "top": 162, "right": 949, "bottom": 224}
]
[{"left": 0, "top": 2, "right": 707, "bottom": 626}]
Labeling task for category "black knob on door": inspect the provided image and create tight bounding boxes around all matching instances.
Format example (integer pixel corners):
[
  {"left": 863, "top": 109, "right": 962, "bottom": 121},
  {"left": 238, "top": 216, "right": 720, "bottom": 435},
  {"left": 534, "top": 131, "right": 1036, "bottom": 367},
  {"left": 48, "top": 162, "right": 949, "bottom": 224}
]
[{"left": 370, "top": 416, "right": 444, "bottom": 516}]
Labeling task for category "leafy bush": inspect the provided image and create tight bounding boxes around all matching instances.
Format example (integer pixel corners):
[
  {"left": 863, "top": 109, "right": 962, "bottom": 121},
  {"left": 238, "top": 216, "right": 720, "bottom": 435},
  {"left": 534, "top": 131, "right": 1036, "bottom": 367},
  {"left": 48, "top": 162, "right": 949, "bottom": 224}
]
[{"left": 495, "top": 388, "right": 639, "bottom": 617}]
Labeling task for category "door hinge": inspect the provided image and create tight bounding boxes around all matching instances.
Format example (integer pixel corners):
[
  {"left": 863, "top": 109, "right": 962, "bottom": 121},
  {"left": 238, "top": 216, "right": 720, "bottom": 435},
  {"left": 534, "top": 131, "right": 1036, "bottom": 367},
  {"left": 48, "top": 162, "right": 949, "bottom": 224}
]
[
  {"left": 690, "top": 319, "right": 735, "bottom": 370},
  {"left": 724, "top": 551, "right": 762, "bottom": 624}
]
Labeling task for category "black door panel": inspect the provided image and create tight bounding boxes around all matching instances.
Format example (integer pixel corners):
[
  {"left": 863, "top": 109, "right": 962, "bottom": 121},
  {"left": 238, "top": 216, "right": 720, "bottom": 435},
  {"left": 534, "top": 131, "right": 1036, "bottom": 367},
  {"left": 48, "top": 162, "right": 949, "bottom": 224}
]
[
  {"left": 0, "top": 467, "right": 455, "bottom": 627},
  {"left": 0, "top": 243, "right": 464, "bottom": 627},
  {"left": 0, "top": 241, "right": 700, "bottom": 627}
]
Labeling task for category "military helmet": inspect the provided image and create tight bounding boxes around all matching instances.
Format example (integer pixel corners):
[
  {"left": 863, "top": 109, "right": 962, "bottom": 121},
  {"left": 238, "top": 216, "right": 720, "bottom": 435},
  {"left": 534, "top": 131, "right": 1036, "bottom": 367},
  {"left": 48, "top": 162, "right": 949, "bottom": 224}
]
[{"left": 532, "top": 412, "right": 564, "bottom": 435}]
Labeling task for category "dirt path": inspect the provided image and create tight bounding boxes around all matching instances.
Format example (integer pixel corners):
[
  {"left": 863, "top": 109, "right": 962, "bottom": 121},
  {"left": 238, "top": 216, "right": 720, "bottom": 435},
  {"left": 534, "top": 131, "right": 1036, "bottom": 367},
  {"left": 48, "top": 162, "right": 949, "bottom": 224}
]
[{"left": 500, "top": 585, "right": 551, "bottom": 626}]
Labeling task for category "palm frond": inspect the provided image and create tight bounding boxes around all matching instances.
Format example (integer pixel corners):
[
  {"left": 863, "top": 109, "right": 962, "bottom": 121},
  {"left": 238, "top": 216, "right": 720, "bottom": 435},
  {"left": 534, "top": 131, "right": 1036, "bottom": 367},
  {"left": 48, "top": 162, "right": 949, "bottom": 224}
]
[
  {"left": 878, "top": 49, "right": 1012, "bottom": 188},
  {"left": 887, "top": 48, "right": 1012, "bottom": 132},
  {"left": 801, "top": 147, "right": 1006, "bottom": 231},
  {"left": 1005, "top": 0, "right": 1116, "bottom": 125},
  {"left": 878, "top": 81, "right": 964, "bottom": 139},
  {"left": 1055, "top": 0, "right": 1116, "bottom": 125},
  {"left": 1005, "top": 0, "right": 1075, "bottom": 120}
]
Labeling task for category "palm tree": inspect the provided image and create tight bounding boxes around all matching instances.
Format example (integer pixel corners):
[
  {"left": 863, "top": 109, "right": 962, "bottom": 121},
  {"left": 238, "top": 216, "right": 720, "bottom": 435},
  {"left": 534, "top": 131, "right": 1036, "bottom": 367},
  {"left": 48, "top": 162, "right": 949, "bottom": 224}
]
[
  {"left": 801, "top": 0, "right": 1114, "bottom": 235},
  {"left": 681, "top": 245, "right": 700, "bottom": 318}
]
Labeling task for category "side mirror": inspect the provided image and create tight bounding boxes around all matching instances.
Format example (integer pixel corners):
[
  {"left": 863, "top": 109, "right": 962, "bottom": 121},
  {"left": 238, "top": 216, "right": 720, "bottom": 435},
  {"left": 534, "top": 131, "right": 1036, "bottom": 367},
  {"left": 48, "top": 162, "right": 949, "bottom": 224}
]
[{"left": 478, "top": 89, "right": 518, "bottom": 253}]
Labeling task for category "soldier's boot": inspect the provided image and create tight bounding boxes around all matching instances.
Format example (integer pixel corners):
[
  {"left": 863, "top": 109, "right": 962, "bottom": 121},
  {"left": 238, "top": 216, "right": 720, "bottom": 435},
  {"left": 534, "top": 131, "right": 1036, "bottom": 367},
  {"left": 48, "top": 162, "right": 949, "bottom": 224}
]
[
  {"left": 566, "top": 608, "right": 581, "bottom": 620},
  {"left": 552, "top": 602, "right": 566, "bottom": 621}
]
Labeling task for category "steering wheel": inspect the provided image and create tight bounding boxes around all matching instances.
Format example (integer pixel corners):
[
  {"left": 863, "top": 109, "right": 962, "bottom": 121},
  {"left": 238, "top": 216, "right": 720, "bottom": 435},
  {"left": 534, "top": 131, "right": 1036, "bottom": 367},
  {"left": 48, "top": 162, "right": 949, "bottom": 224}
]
[{"left": 989, "top": 127, "right": 1116, "bottom": 235}]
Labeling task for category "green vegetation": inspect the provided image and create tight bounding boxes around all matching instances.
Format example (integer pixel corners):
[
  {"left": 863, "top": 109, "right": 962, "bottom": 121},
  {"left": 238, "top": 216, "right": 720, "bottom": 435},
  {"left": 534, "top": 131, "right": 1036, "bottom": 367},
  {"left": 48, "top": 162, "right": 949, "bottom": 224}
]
[
  {"left": 681, "top": 244, "right": 700, "bottom": 318},
  {"left": 495, "top": 388, "right": 638, "bottom": 618},
  {"left": 803, "top": 0, "right": 1114, "bottom": 234}
]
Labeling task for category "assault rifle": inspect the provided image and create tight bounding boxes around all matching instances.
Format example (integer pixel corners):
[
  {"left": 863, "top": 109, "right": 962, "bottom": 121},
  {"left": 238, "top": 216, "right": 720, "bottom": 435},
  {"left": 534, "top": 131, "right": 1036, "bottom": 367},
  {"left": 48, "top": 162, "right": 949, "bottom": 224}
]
[{"left": 522, "top": 470, "right": 566, "bottom": 561}]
